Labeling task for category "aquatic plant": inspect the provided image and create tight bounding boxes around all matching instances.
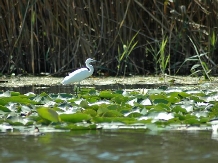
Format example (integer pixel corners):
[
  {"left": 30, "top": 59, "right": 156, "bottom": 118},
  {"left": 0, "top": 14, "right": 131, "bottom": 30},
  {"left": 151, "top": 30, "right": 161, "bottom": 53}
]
[{"left": 0, "top": 86, "right": 217, "bottom": 132}]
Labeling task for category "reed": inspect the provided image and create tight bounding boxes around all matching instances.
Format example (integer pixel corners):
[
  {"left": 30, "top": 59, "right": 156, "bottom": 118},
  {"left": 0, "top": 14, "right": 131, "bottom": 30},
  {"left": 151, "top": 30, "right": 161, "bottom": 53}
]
[{"left": 0, "top": 0, "right": 217, "bottom": 76}]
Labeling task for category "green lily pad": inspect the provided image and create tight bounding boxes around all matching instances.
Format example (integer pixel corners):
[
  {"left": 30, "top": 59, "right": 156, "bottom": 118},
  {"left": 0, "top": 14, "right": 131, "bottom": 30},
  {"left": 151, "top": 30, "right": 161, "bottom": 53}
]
[
  {"left": 99, "top": 90, "right": 114, "bottom": 99},
  {"left": 102, "top": 110, "right": 123, "bottom": 117},
  {"left": 11, "top": 91, "right": 20, "bottom": 96},
  {"left": 92, "top": 117, "right": 137, "bottom": 124},
  {"left": 37, "top": 107, "right": 59, "bottom": 122},
  {"left": 173, "top": 105, "right": 187, "bottom": 113},
  {"left": 0, "top": 105, "right": 10, "bottom": 112},
  {"left": 59, "top": 113, "right": 91, "bottom": 123},
  {"left": 0, "top": 96, "right": 36, "bottom": 105},
  {"left": 126, "top": 112, "right": 142, "bottom": 118},
  {"left": 199, "top": 117, "right": 210, "bottom": 123},
  {"left": 184, "top": 118, "right": 199, "bottom": 125},
  {"left": 83, "top": 109, "right": 97, "bottom": 117}
]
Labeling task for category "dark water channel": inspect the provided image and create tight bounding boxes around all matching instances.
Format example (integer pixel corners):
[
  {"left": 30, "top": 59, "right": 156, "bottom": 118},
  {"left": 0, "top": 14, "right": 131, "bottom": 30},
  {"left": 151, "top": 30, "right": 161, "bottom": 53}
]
[
  {"left": 1, "top": 130, "right": 218, "bottom": 163},
  {"left": 2, "top": 83, "right": 164, "bottom": 94}
]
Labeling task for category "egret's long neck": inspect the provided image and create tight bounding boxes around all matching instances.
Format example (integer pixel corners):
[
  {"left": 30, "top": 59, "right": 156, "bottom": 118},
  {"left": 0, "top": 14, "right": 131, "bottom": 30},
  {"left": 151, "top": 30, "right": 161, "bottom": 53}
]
[{"left": 86, "top": 63, "right": 94, "bottom": 73}]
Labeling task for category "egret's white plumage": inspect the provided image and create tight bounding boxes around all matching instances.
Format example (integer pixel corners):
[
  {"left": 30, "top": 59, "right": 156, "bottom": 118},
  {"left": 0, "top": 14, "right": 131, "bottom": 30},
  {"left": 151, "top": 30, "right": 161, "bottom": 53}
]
[{"left": 62, "top": 58, "right": 96, "bottom": 85}]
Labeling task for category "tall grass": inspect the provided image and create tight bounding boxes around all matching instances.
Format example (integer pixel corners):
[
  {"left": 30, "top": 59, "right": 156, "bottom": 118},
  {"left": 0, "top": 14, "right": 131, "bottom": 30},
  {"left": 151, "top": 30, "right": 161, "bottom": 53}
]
[
  {"left": 0, "top": 0, "right": 217, "bottom": 76},
  {"left": 116, "top": 31, "right": 138, "bottom": 76}
]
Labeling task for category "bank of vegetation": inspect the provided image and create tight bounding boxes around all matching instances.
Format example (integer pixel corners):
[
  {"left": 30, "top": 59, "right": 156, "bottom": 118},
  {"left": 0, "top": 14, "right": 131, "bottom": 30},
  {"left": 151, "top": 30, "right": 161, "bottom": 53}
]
[{"left": 0, "top": 0, "right": 217, "bottom": 77}]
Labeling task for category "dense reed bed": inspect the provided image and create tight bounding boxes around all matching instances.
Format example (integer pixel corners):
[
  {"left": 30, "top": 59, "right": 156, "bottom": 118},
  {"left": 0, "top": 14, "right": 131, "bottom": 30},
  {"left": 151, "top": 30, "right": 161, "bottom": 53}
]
[{"left": 0, "top": 0, "right": 217, "bottom": 76}]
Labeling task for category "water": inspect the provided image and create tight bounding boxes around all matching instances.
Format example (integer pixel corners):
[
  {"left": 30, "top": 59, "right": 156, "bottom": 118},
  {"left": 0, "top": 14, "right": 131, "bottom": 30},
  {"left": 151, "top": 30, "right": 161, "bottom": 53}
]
[
  {"left": 1, "top": 130, "right": 218, "bottom": 163},
  {"left": 1, "top": 84, "right": 218, "bottom": 162},
  {"left": 1, "top": 84, "right": 159, "bottom": 94}
]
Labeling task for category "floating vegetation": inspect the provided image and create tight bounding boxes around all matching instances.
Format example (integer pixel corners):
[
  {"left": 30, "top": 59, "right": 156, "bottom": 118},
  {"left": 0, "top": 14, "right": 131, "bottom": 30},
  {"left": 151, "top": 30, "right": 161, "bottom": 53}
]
[{"left": 0, "top": 87, "right": 217, "bottom": 133}]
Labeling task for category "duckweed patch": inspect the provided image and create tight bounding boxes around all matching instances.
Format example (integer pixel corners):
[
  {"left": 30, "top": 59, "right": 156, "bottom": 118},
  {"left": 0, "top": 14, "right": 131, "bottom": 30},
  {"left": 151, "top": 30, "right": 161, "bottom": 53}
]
[{"left": 0, "top": 87, "right": 217, "bottom": 132}]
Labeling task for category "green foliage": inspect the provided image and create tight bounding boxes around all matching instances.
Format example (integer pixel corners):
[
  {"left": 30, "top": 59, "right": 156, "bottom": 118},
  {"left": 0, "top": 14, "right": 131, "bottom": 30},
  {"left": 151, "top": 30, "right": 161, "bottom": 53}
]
[
  {"left": 0, "top": 1, "right": 218, "bottom": 76},
  {"left": 158, "top": 37, "right": 170, "bottom": 75},
  {"left": 0, "top": 105, "right": 10, "bottom": 112},
  {"left": 179, "top": 37, "right": 211, "bottom": 80},
  {"left": 147, "top": 37, "right": 170, "bottom": 75},
  {"left": 0, "top": 88, "right": 217, "bottom": 132},
  {"left": 173, "top": 106, "right": 187, "bottom": 114},
  {"left": 59, "top": 113, "right": 91, "bottom": 123},
  {"left": 99, "top": 90, "right": 114, "bottom": 99},
  {"left": 83, "top": 109, "right": 97, "bottom": 117},
  {"left": 209, "top": 31, "right": 217, "bottom": 60},
  {"left": 37, "top": 107, "right": 60, "bottom": 122},
  {"left": 117, "top": 31, "right": 139, "bottom": 76}
]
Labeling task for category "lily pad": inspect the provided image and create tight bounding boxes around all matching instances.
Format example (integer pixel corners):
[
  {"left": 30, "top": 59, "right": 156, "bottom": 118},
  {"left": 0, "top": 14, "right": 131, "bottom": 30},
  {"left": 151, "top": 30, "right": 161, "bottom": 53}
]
[
  {"left": 0, "top": 105, "right": 10, "bottom": 112},
  {"left": 59, "top": 113, "right": 91, "bottom": 123},
  {"left": 37, "top": 107, "right": 59, "bottom": 122}
]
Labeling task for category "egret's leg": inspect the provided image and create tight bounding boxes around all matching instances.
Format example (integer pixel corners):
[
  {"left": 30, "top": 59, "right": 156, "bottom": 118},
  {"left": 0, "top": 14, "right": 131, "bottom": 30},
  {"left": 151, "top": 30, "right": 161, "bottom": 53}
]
[
  {"left": 73, "top": 85, "right": 78, "bottom": 95},
  {"left": 73, "top": 82, "right": 81, "bottom": 95},
  {"left": 78, "top": 82, "right": 81, "bottom": 91}
]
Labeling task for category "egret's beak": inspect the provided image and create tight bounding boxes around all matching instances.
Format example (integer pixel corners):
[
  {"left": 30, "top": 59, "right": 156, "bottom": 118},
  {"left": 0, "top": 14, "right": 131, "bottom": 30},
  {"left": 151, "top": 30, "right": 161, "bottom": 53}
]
[{"left": 91, "top": 59, "right": 96, "bottom": 63}]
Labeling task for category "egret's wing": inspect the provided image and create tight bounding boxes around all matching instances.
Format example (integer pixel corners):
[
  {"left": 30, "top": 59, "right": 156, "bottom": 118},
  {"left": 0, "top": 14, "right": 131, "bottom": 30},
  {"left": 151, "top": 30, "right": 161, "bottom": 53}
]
[{"left": 61, "top": 68, "right": 92, "bottom": 85}]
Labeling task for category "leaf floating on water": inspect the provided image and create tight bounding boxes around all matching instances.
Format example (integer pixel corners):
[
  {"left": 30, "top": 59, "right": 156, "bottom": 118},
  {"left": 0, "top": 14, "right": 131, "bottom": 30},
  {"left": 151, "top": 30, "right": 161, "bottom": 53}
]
[
  {"left": 173, "top": 105, "right": 187, "bottom": 113},
  {"left": 11, "top": 91, "right": 20, "bottom": 96},
  {"left": 59, "top": 113, "right": 91, "bottom": 123},
  {"left": 80, "top": 100, "right": 89, "bottom": 108},
  {"left": 0, "top": 96, "right": 35, "bottom": 105},
  {"left": 0, "top": 105, "right": 10, "bottom": 112},
  {"left": 1, "top": 86, "right": 218, "bottom": 131},
  {"left": 99, "top": 90, "right": 114, "bottom": 99},
  {"left": 37, "top": 107, "right": 60, "bottom": 122},
  {"left": 83, "top": 109, "right": 97, "bottom": 117}
]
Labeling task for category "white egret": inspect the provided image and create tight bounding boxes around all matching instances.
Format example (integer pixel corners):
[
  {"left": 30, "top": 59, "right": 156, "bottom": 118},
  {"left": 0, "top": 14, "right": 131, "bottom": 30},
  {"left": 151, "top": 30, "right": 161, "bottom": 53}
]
[{"left": 61, "top": 58, "right": 96, "bottom": 88}]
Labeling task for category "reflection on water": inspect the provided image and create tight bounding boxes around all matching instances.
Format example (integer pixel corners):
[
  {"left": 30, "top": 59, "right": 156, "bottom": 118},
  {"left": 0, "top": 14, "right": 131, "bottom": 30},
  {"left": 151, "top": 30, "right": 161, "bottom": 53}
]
[
  {"left": 1, "top": 130, "right": 218, "bottom": 163},
  {"left": 211, "top": 131, "right": 218, "bottom": 141}
]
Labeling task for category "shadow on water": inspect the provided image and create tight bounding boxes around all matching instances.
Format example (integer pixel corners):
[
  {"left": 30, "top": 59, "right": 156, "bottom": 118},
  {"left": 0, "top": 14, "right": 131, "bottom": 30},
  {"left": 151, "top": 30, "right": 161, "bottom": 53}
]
[{"left": 1, "top": 83, "right": 168, "bottom": 94}]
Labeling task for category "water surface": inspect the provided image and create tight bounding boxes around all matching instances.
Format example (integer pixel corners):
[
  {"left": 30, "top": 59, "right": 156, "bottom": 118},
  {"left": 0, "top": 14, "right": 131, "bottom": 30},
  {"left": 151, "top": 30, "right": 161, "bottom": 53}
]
[{"left": 1, "top": 130, "right": 218, "bottom": 163}]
